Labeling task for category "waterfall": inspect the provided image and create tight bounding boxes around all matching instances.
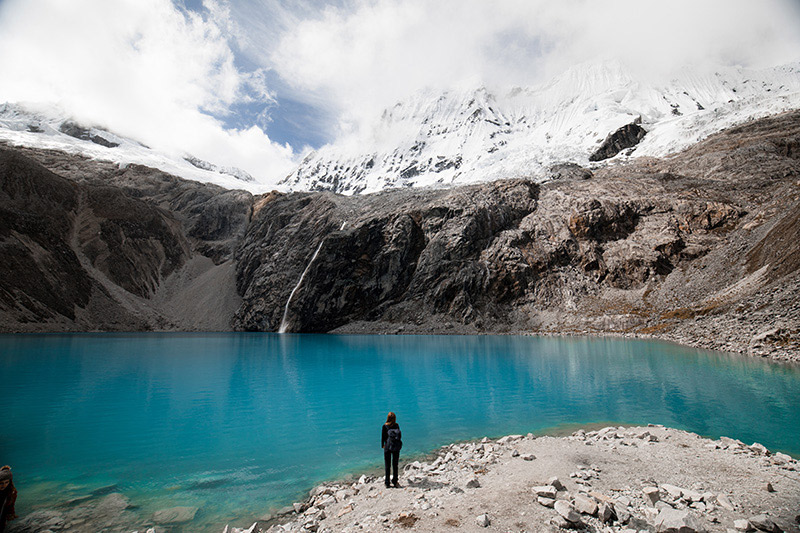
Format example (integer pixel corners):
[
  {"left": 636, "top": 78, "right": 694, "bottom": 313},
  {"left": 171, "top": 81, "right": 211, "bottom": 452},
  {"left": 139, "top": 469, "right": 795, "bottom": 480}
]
[{"left": 278, "top": 240, "right": 326, "bottom": 333}]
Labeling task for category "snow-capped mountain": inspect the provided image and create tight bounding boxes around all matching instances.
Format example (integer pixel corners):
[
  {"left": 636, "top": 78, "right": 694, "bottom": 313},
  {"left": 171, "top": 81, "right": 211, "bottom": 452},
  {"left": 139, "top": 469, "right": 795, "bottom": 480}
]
[
  {"left": 0, "top": 103, "right": 263, "bottom": 192},
  {"left": 282, "top": 60, "right": 800, "bottom": 194}
]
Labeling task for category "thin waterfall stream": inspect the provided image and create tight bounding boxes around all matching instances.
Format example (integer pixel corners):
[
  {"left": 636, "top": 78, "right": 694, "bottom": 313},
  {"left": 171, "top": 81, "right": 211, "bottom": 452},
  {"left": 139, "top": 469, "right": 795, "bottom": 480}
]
[{"left": 278, "top": 240, "right": 326, "bottom": 333}]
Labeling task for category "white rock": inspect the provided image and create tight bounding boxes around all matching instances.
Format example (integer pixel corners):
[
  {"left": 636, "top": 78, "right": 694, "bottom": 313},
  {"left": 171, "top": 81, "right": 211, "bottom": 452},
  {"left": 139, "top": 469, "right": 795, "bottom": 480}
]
[
  {"left": 643, "top": 486, "right": 661, "bottom": 505},
  {"left": 749, "top": 443, "right": 769, "bottom": 456},
  {"left": 554, "top": 500, "right": 582, "bottom": 524},
  {"left": 511, "top": 449, "right": 520, "bottom": 457},
  {"left": 533, "top": 485, "right": 557, "bottom": 499},
  {"left": 734, "top": 519, "right": 752, "bottom": 532},
  {"left": 716, "top": 493, "right": 735, "bottom": 511},
  {"left": 537, "top": 497, "right": 556, "bottom": 508},
  {"left": 654, "top": 508, "right": 706, "bottom": 533},
  {"left": 662, "top": 484, "right": 684, "bottom": 500},
  {"left": 574, "top": 493, "right": 598, "bottom": 516},
  {"left": 476, "top": 514, "right": 491, "bottom": 527}
]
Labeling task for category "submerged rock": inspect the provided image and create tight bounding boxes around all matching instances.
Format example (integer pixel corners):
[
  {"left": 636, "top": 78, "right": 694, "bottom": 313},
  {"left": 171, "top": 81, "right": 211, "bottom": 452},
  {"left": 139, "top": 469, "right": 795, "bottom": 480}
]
[{"left": 152, "top": 506, "right": 199, "bottom": 524}]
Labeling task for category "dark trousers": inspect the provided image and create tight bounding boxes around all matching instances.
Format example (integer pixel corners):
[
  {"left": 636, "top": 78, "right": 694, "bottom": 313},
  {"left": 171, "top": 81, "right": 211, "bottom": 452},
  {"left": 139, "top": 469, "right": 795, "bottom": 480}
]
[{"left": 384, "top": 450, "right": 399, "bottom": 484}]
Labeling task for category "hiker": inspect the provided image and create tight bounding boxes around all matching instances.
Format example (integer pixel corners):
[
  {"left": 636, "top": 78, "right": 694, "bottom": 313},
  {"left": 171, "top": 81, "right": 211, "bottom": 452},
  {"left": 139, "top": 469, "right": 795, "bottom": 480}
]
[
  {"left": 0, "top": 466, "right": 17, "bottom": 532},
  {"left": 381, "top": 411, "right": 402, "bottom": 488}
]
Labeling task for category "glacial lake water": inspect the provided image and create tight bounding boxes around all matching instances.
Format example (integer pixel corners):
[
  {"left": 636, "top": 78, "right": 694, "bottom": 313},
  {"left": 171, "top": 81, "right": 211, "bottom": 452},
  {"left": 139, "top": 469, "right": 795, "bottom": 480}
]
[{"left": 2, "top": 333, "right": 800, "bottom": 531}]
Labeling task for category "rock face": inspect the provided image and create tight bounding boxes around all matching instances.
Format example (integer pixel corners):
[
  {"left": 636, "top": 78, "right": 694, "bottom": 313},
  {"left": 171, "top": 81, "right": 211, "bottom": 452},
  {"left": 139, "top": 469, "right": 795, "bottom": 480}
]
[
  {"left": 1, "top": 110, "right": 799, "bottom": 360},
  {"left": 233, "top": 180, "right": 538, "bottom": 332},
  {"left": 589, "top": 120, "right": 647, "bottom": 161},
  {"left": 0, "top": 145, "right": 252, "bottom": 331}
]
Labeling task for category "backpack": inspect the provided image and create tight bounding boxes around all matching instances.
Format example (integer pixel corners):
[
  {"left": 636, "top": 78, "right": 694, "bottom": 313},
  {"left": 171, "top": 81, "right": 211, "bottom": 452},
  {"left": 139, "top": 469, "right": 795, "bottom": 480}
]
[{"left": 385, "top": 427, "right": 402, "bottom": 452}]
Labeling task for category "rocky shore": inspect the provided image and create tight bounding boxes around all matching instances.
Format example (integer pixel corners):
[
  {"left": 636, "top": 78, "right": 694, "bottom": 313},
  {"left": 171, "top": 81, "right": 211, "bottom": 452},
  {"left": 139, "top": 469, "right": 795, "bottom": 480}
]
[
  {"left": 230, "top": 426, "right": 799, "bottom": 533},
  {"left": 8, "top": 426, "right": 798, "bottom": 533}
]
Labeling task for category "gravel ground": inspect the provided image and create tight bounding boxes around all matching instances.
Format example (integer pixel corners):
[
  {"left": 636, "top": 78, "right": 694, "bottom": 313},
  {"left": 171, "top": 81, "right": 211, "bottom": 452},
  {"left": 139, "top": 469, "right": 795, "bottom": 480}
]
[{"left": 243, "top": 426, "right": 800, "bottom": 533}]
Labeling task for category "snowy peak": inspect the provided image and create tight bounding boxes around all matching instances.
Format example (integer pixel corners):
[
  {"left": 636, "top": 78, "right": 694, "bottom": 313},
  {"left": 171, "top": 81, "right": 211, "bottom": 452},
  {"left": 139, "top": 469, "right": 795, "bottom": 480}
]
[
  {"left": 282, "top": 61, "right": 800, "bottom": 195},
  {"left": 0, "top": 103, "right": 259, "bottom": 191}
]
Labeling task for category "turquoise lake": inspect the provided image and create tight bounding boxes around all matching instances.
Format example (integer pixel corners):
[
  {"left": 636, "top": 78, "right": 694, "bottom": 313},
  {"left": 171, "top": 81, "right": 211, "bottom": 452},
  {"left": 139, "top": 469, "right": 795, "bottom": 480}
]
[{"left": 2, "top": 333, "right": 799, "bottom": 531}]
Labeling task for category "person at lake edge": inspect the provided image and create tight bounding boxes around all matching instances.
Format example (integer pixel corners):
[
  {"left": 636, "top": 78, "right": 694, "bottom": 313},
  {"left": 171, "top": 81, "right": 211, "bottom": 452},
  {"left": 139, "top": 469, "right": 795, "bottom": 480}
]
[
  {"left": 0, "top": 466, "right": 17, "bottom": 532},
  {"left": 381, "top": 412, "right": 402, "bottom": 488}
]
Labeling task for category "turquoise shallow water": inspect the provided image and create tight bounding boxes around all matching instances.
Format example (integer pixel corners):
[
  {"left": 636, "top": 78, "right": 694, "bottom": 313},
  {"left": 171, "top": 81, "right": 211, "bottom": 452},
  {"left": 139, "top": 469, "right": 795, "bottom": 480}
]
[{"left": 2, "top": 333, "right": 799, "bottom": 530}]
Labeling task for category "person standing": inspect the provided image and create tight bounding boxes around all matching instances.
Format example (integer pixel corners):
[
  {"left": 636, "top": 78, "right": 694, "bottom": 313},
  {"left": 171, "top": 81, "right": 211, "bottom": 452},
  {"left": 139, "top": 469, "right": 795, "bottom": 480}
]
[
  {"left": 0, "top": 466, "right": 17, "bottom": 533},
  {"left": 381, "top": 412, "right": 402, "bottom": 488}
]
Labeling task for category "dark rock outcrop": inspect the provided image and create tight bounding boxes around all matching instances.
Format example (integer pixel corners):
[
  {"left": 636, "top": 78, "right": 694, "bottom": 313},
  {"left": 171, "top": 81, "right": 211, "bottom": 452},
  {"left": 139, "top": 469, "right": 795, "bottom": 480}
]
[
  {"left": 589, "top": 121, "right": 647, "bottom": 161},
  {"left": 233, "top": 180, "right": 539, "bottom": 332}
]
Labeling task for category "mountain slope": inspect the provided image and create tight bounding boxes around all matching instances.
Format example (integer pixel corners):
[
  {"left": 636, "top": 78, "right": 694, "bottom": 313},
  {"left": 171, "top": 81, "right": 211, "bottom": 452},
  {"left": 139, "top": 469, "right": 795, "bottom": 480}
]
[
  {"left": 1, "top": 110, "right": 798, "bottom": 360},
  {"left": 281, "top": 61, "right": 800, "bottom": 194},
  {"left": 0, "top": 103, "right": 266, "bottom": 193}
]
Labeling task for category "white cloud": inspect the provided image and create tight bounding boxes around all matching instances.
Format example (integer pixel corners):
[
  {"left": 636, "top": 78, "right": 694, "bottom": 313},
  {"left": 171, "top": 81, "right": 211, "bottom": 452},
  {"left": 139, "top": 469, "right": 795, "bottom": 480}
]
[
  {"left": 271, "top": 0, "right": 800, "bottom": 132},
  {"left": 0, "top": 0, "right": 296, "bottom": 184}
]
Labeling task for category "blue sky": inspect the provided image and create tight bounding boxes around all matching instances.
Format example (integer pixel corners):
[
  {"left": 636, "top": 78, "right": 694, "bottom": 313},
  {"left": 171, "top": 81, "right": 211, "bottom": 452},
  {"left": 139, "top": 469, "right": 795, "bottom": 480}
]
[{"left": 0, "top": 0, "right": 798, "bottom": 184}]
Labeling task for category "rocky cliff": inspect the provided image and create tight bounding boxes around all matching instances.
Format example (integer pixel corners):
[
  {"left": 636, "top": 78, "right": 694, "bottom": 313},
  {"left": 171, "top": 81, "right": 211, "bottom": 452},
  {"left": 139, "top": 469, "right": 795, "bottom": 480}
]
[{"left": 1, "top": 111, "right": 798, "bottom": 360}]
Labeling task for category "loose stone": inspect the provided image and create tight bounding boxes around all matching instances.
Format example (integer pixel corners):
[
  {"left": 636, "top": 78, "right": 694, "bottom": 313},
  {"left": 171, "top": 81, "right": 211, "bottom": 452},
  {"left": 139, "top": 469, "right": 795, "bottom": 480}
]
[
  {"left": 574, "top": 493, "right": 598, "bottom": 516},
  {"left": 555, "top": 500, "right": 583, "bottom": 524},
  {"left": 654, "top": 508, "right": 706, "bottom": 533},
  {"left": 644, "top": 486, "right": 661, "bottom": 505},
  {"left": 538, "top": 497, "right": 556, "bottom": 508},
  {"left": 476, "top": 513, "right": 491, "bottom": 527},
  {"left": 599, "top": 502, "right": 617, "bottom": 524},
  {"left": 533, "top": 485, "right": 558, "bottom": 499},
  {"left": 749, "top": 514, "right": 781, "bottom": 533}
]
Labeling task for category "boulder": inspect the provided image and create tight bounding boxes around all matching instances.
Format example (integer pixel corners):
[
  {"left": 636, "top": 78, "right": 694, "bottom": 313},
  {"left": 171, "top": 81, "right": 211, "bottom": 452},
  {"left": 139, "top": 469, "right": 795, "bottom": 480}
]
[
  {"left": 654, "top": 508, "right": 706, "bottom": 533},
  {"left": 574, "top": 494, "right": 598, "bottom": 516},
  {"left": 555, "top": 500, "right": 583, "bottom": 524},
  {"left": 152, "top": 506, "right": 199, "bottom": 524},
  {"left": 599, "top": 502, "right": 617, "bottom": 524},
  {"left": 521, "top": 454, "right": 536, "bottom": 461},
  {"left": 476, "top": 514, "right": 491, "bottom": 527},
  {"left": 734, "top": 519, "right": 753, "bottom": 532},
  {"left": 749, "top": 443, "right": 770, "bottom": 456},
  {"left": 466, "top": 477, "right": 481, "bottom": 489},
  {"left": 662, "top": 484, "right": 685, "bottom": 500},
  {"left": 749, "top": 514, "right": 782, "bottom": 533}
]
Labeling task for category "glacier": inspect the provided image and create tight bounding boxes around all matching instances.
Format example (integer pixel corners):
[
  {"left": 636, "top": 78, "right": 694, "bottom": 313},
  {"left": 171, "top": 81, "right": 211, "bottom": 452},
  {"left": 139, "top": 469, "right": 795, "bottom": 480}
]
[{"left": 282, "top": 60, "right": 800, "bottom": 194}]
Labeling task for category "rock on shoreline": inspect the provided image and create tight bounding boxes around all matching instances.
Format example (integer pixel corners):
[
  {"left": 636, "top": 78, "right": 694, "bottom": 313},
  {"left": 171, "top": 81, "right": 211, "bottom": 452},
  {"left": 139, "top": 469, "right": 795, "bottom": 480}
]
[{"left": 240, "top": 426, "right": 799, "bottom": 533}]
